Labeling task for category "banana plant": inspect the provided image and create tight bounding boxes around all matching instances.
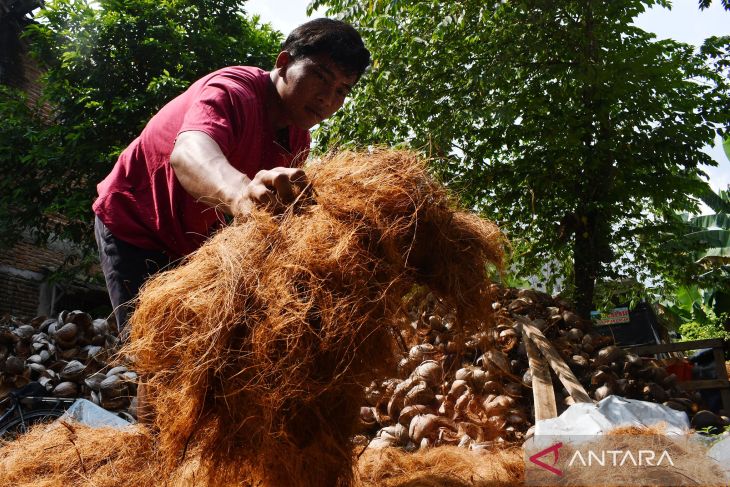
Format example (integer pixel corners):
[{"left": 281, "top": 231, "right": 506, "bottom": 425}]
[
  {"left": 688, "top": 187, "right": 730, "bottom": 263},
  {"left": 661, "top": 185, "right": 730, "bottom": 338}
]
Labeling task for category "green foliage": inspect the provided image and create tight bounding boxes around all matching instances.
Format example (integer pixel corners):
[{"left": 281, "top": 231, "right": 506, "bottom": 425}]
[
  {"left": 592, "top": 279, "right": 647, "bottom": 313},
  {"left": 678, "top": 316, "right": 729, "bottom": 341},
  {"left": 698, "top": 0, "right": 730, "bottom": 11},
  {"left": 724, "top": 136, "right": 730, "bottom": 163},
  {"left": 310, "top": 0, "right": 730, "bottom": 317},
  {"left": 0, "top": 0, "right": 281, "bottom": 250},
  {"left": 699, "top": 186, "right": 730, "bottom": 214},
  {"left": 655, "top": 187, "right": 730, "bottom": 285},
  {"left": 0, "top": 86, "right": 63, "bottom": 247},
  {"left": 663, "top": 280, "right": 730, "bottom": 340}
]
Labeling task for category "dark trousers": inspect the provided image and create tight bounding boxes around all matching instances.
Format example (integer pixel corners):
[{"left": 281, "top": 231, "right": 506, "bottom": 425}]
[{"left": 94, "top": 216, "right": 173, "bottom": 341}]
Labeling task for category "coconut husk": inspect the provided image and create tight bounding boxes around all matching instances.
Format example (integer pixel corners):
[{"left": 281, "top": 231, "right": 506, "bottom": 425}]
[
  {"left": 355, "top": 445, "right": 524, "bottom": 486},
  {"left": 121, "top": 149, "right": 505, "bottom": 486},
  {"left": 1, "top": 424, "right": 721, "bottom": 487},
  {"left": 0, "top": 422, "right": 524, "bottom": 487},
  {"left": 0, "top": 423, "right": 159, "bottom": 487},
  {"left": 0, "top": 422, "right": 219, "bottom": 486}
]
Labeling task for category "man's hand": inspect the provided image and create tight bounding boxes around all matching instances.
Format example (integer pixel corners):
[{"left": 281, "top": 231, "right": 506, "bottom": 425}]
[
  {"left": 236, "top": 167, "right": 309, "bottom": 216},
  {"left": 170, "top": 131, "right": 309, "bottom": 217}
]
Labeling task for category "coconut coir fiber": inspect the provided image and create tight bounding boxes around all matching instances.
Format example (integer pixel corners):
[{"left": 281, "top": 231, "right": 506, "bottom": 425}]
[
  {"left": 1, "top": 149, "right": 505, "bottom": 486},
  {"left": 0, "top": 423, "right": 525, "bottom": 486}
]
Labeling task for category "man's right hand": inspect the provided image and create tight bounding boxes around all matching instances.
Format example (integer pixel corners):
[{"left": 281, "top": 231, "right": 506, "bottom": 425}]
[
  {"left": 170, "top": 131, "right": 310, "bottom": 218},
  {"left": 237, "top": 167, "right": 310, "bottom": 216}
]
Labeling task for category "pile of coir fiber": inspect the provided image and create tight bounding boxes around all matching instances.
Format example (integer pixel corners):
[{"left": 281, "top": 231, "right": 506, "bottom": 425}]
[
  {"left": 4, "top": 423, "right": 724, "bottom": 487},
  {"left": 355, "top": 445, "right": 524, "bottom": 486},
  {"left": 120, "top": 149, "right": 504, "bottom": 486},
  {"left": 0, "top": 422, "right": 524, "bottom": 487},
  {"left": 0, "top": 424, "right": 160, "bottom": 487}
]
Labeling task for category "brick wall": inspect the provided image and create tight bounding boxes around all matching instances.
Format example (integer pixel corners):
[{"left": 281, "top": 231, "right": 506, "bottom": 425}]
[
  {"left": 1, "top": 8, "right": 45, "bottom": 104},
  {"left": 0, "top": 239, "right": 68, "bottom": 274},
  {"left": 0, "top": 235, "right": 108, "bottom": 319},
  {"left": 0, "top": 273, "right": 40, "bottom": 318},
  {"left": 18, "top": 40, "right": 43, "bottom": 104},
  {"left": 0, "top": 236, "right": 72, "bottom": 318}
]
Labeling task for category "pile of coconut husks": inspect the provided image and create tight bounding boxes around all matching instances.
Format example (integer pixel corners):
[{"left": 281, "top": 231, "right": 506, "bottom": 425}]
[
  {"left": 356, "top": 284, "right": 717, "bottom": 451},
  {"left": 1, "top": 284, "right": 716, "bottom": 449},
  {"left": 0, "top": 311, "right": 136, "bottom": 417},
  {"left": 0, "top": 149, "right": 724, "bottom": 487},
  {"left": 1, "top": 149, "right": 507, "bottom": 486}
]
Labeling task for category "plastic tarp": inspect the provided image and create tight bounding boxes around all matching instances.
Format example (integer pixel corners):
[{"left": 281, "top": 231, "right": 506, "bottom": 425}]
[
  {"left": 534, "top": 395, "right": 690, "bottom": 437},
  {"left": 59, "top": 399, "right": 132, "bottom": 429},
  {"left": 707, "top": 435, "right": 730, "bottom": 480}
]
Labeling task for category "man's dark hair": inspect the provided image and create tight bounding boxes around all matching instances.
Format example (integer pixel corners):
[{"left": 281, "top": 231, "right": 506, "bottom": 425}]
[{"left": 282, "top": 18, "right": 370, "bottom": 78}]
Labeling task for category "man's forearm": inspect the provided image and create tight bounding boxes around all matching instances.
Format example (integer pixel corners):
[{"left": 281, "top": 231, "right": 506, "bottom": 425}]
[{"left": 169, "top": 130, "right": 249, "bottom": 216}]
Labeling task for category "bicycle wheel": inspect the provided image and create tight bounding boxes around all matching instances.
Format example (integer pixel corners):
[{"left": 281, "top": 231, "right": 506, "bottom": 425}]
[{"left": 0, "top": 408, "right": 66, "bottom": 441}]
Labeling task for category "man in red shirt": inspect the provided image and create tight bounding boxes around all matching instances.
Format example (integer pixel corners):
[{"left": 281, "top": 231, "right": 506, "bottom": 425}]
[{"left": 93, "top": 19, "right": 370, "bottom": 339}]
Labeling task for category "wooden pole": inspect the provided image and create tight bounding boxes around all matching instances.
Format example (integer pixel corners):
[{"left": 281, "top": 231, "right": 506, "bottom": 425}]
[{"left": 522, "top": 325, "right": 558, "bottom": 421}]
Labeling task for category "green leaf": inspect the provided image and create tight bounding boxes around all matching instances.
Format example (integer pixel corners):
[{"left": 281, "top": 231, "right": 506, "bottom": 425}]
[
  {"left": 683, "top": 229, "right": 730, "bottom": 247},
  {"left": 696, "top": 247, "right": 730, "bottom": 260},
  {"left": 689, "top": 213, "right": 730, "bottom": 230}
]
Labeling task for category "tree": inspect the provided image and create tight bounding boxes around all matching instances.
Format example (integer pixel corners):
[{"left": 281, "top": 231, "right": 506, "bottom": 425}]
[
  {"left": 309, "top": 0, "right": 730, "bottom": 317},
  {"left": 0, "top": 0, "right": 281, "bottom": 250},
  {"left": 699, "top": 0, "right": 730, "bottom": 11}
]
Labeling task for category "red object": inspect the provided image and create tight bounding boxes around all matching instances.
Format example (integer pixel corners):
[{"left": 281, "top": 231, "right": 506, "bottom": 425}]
[
  {"left": 93, "top": 66, "right": 311, "bottom": 259},
  {"left": 665, "top": 359, "right": 693, "bottom": 382}
]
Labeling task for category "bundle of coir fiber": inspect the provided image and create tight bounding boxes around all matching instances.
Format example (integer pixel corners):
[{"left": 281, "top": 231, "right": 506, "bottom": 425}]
[
  {"left": 0, "top": 423, "right": 160, "bottom": 487},
  {"left": 355, "top": 445, "right": 524, "bottom": 486},
  {"left": 124, "top": 149, "right": 505, "bottom": 486},
  {"left": 0, "top": 423, "right": 524, "bottom": 487}
]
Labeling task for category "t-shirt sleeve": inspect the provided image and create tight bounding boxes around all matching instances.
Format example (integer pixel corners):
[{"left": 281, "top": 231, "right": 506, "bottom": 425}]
[{"left": 177, "top": 79, "right": 250, "bottom": 157}]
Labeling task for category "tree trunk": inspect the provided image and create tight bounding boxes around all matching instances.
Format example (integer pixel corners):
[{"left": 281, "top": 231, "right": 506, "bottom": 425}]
[
  {"left": 573, "top": 214, "right": 599, "bottom": 319},
  {"left": 572, "top": 0, "right": 598, "bottom": 320}
]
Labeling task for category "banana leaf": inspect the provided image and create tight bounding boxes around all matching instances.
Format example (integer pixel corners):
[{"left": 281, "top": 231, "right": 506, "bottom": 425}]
[
  {"left": 689, "top": 213, "right": 730, "bottom": 230},
  {"left": 699, "top": 187, "right": 730, "bottom": 214},
  {"left": 683, "top": 229, "right": 730, "bottom": 247},
  {"left": 696, "top": 246, "right": 730, "bottom": 261}
]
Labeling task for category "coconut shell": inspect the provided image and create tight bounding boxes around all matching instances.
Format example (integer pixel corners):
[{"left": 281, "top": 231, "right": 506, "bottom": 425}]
[
  {"left": 84, "top": 372, "right": 107, "bottom": 391},
  {"left": 60, "top": 360, "right": 86, "bottom": 381},
  {"left": 100, "top": 374, "right": 128, "bottom": 397},
  {"left": 27, "top": 354, "right": 43, "bottom": 364},
  {"left": 67, "top": 310, "right": 93, "bottom": 331},
  {"left": 5, "top": 356, "right": 25, "bottom": 375},
  {"left": 409, "top": 414, "right": 441, "bottom": 444},
  {"left": 106, "top": 365, "right": 128, "bottom": 377},
  {"left": 404, "top": 380, "right": 435, "bottom": 407},
  {"left": 53, "top": 381, "right": 79, "bottom": 397},
  {"left": 28, "top": 363, "right": 46, "bottom": 379},
  {"left": 412, "top": 360, "right": 442, "bottom": 388},
  {"left": 13, "top": 325, "right": 35, "bottom": 341},
  {"left": 54, "top": 322, "right": 78, "bottom": 343}
]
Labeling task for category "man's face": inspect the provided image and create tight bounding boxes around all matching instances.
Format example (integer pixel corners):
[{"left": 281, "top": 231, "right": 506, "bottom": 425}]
[{"left": 275, "top": 52, "right": 359, "bottom": 130}]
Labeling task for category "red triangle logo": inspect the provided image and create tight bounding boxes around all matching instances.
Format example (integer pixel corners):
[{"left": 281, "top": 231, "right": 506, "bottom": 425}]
[{"left": 529, "top": 442, "right": 564, "bottom": 476}]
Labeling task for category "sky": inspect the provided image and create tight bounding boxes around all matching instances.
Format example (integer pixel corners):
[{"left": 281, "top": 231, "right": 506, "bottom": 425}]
[{"left": 245, "top": 0, "right": 730, "bottom": 195}]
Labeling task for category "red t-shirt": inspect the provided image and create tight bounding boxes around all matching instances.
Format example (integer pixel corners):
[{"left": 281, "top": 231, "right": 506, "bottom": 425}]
[{"left": 93, "top": 67, "right": 310, "bottom": 258}]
